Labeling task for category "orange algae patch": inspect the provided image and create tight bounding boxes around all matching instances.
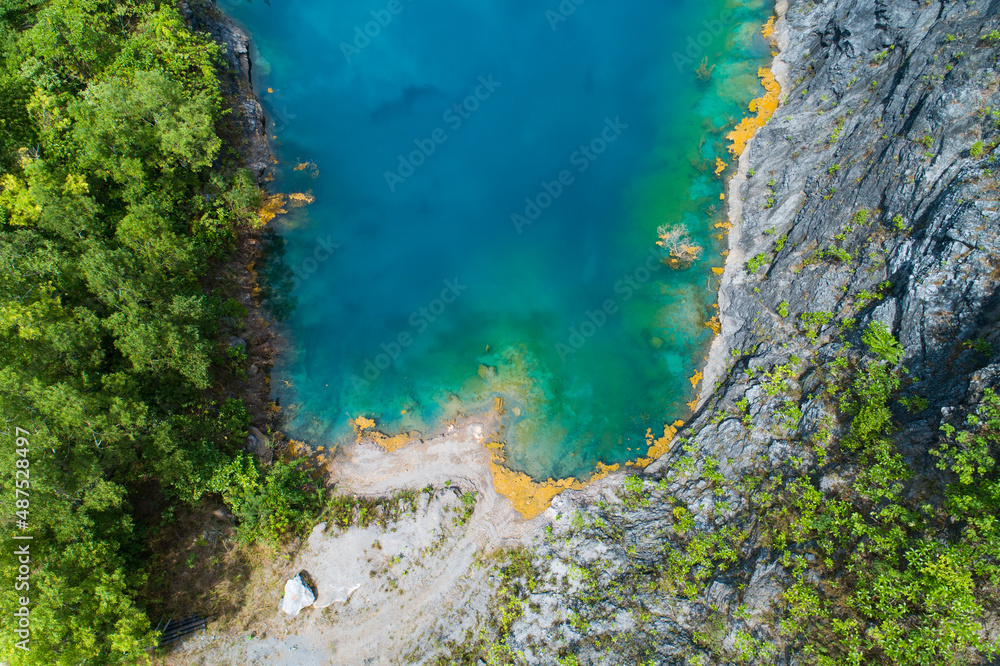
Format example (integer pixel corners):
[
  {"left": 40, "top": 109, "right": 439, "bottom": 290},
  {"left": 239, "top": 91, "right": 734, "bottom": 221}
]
[
  {"left": 714, "top": 157, "right": 727, "bottom": 175},
  {"left": 284, "top": 439, "right": 310, "bottom": 459},
  {"left": 630, "top": 421, "right": 683, "bottom": 467},
  {"left": 287, "top": 192, "right": 316, "bottom": 207},
  {"left": 485, "top": 441, "right": 621, "bottom": 519},
  {"left": 489, "top": 462, "right": 580, "bottom": 520},
  {"left": 761, "top": 16, "right": 776, "bottom": 40},
  {"left": 374, "top": 433, "right": 411, "bottom": 452},
  {"left": 258, "top": 191, "right": 314, "bottom": 223},
  {"left": 353, "top": 416, "right": 376, "bottom": 431},
  {"left": 293, "top": 162, "right": 321, "bottom": 178},
  {"left": 726, "top": 67, "right": 780, "bottom": 157},
  {"left": 689, "top": 370, "right": 704, "bottom": 389},
  {"left": 258, "top": 193, "right": 287, "bottom": 224},
  {"left": 712, "top": 267, "right": 725, "bottom": 275},
  {"left": 352, "top": 415, "right": 411, "bottom": 452},
  {"left": 705, "top": 315, "right": 721, "bottom": 335}
]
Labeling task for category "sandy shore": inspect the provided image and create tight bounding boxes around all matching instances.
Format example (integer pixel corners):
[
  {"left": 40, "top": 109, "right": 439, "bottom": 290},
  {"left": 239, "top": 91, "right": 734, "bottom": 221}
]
[{"left": 158, "top": 419, "right": 548, "bottom": 665}]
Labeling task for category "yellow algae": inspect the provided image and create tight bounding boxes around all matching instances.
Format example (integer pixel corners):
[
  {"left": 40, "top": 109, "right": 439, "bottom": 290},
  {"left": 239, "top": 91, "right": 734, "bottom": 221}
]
[
  {"left": 375, "top": 433, "right": 411, "bottom": 452},
  {"left": 712, "top": 267, "right": 725, "bottom": 275},
  {"left": 352, "top": 416, "right": 413, "bottom": 451},
  {"left": 484, "top": 439, "right": 576, "bottom": 518},
  {"left": 353, "top": 415, "right": 376, "bottom": 431},
  {"left": 761, "top": 16, "right": 776, "bottom": 41},
  {"left": 720, "top": 193, "right": 725, "bottom": 200},
  {"left": 690, "top": 370, "right": 704, "bottom": 388},
  {"left": 258, "top": 193, "right": 287, "bottom": 224},
  {"left": 590, "top": 461, "right": 620, "bottom": 481},
  {"left": 494, "top": 396, "right": 505, "bottom": 414},
  {"left": 687, "top": 398, "right": 699, "bottom": 410},
  {"left": 630, "top": 422, "right": 682, "bottom": 467},
  {"left": 282, "top": 439, "right": 310, "bottom": 461},
  {"left": 714, "top": 157, "right": 727, "bottom": 175},
  {"left": 488, "top": 462, "right": 581, "bottom": 519},
  {"left": 287, "top": 192, "right": 316, "bottom": 207},
  {"left": 293, "top": 162, "right": 321, "bottom": 178},
  {"left": 726, "top": 67, "right": 781, "bottom": 157},
  {"left": 714, "top": 220, "right": 733, "bottom": 230},
  {"left": 705, "top": 315, "right": 721, "bottom": 335},
  {"left": 484, "top": 441, "right": 625, "bottom": 519}
]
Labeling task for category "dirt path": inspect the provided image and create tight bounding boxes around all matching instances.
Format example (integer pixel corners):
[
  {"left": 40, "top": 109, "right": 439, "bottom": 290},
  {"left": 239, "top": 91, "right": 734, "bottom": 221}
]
[{"left": 160, "top": 419, "right": 542, "bottom": 665}]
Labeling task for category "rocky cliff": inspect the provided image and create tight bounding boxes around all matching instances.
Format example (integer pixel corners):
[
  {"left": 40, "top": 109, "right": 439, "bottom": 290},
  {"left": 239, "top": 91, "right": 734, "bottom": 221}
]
[
  {"left": 182, "top": 0, "right": 273, "bottom": 181},
  {"left": 491, "top": 0, "right": 1000, "bottom": 664}
]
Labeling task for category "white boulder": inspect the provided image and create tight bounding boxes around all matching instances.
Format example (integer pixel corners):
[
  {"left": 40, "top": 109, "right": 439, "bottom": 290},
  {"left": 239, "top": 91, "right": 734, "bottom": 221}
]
[{"left": 280, "top": 574, "right": 315, "bottom": 616}]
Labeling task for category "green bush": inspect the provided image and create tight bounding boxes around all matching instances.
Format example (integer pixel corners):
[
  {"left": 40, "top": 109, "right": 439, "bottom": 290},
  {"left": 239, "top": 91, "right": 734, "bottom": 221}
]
[
  {"left": 746, "top": 252, "right": 770, "bottom": 275},
  {"left": 862, "top": 321, "right": 904, "bottom": 365},
  {"left": 799, "top": 311, "right": 834, "bottom": 340},
  {"left": 825, "top": 245, "right": 852, "bottom": 262},
  {"left": 210, "top": 454, "right": 322, "bottom": 546}
]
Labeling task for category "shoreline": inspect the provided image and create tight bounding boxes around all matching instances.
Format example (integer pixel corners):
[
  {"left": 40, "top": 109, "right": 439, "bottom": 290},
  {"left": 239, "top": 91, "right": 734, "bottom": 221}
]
[
  {"left": 185, "top": 0, "right": 290, "bottom": 454},
  {"left": 696, "top": 0, "right": 789, "bottom": 409}
]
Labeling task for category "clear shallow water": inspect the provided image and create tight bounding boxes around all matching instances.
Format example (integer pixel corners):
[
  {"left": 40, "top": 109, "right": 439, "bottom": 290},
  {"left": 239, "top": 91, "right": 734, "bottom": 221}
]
[{"left": 224, "top": 0, "right": 773, "bottom": 479}]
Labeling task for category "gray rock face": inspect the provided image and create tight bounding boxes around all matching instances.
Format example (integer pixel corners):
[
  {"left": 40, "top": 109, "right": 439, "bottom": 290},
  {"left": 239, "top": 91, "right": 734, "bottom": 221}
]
[
  {"left": 503, "top": 1, "right": 1000, "bottom": 663},
  {"left": 181, "top": 0, "right": 273, "bottom": 181}
]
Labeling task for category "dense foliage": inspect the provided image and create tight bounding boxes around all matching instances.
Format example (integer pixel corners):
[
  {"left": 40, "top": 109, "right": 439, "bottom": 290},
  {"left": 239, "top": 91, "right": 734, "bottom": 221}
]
[
  {"left": 760, "top": 323, "right": 1000, "bottom": 664},
  {"left": 0, "top": 1, "right": 317, "bottom": 662}
]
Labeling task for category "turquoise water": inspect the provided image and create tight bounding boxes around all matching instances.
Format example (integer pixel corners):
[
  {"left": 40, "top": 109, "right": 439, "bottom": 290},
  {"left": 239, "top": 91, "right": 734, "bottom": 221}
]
[{"left": 224, "top": 0, "right": 773, "bottom": 479}]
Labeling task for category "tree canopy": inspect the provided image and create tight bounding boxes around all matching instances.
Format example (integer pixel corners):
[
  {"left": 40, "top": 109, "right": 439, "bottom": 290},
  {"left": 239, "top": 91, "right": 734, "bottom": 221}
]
[{"left": 0, "top": 1, "right": 284, "bottom": 662}]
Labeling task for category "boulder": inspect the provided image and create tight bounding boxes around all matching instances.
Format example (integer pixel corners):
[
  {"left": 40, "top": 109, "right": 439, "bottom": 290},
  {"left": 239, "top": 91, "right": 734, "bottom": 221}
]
[
  {"left": 280, "top": 574, "right": 315, "bottom": 617},
  {"left": 246, "top": 426, "right": 272, "bottom": 464}
]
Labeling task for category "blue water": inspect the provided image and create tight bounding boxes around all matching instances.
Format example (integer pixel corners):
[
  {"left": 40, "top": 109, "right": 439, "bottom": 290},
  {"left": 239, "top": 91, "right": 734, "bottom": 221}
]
[{"left": 223, "top": 0, "right": 773, "bottom": 479}]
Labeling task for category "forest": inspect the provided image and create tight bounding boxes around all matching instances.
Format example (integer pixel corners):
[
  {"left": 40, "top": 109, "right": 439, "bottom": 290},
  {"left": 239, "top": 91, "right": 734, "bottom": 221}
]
[{"left": 0, "top": 0, "right": 317, "bottom": 662}]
